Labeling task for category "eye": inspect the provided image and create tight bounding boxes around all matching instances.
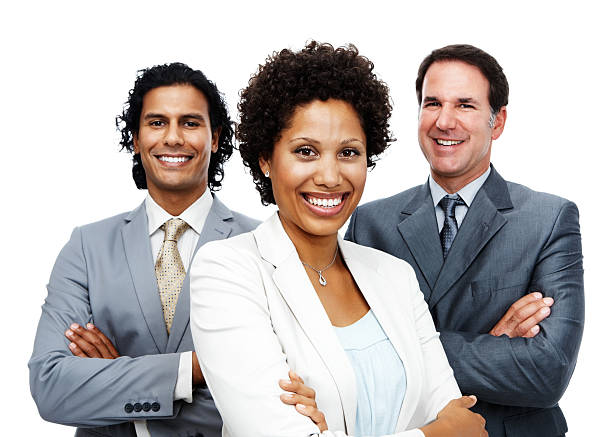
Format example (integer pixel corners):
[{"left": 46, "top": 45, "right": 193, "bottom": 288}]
[
  {"left": 339, "top": 148, "right": 360, "bottom": 158},
  {"left": 459, "top": 103, "right": 475, "bottom": 109},
  {"left": 423, "top": 101, "right": 441, "bottom": 108},
  {"left": 149, "top": 120, "right": 165, "bottom": 127},
  {"left": 294, "top": 146, "right": 317, "bottom": 158},
  {"left": 184, "top": 120, "right": 201, "bottom": 128}
]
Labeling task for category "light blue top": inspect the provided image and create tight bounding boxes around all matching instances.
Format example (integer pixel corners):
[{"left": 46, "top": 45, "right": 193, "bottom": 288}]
[{"left": 335, "top": 311, "right": 406, "bottom": 437}]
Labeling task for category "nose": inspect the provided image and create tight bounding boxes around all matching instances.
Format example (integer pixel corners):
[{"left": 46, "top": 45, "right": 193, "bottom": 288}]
[
  {"left": 435, "top": 104, "right": 457, "bottom": 131},
  {"left": 313, "top": 154, "right": 342, "bottom": 188},
  {"left": 164, "top": 121, "right": 184, "bottom": 147}
]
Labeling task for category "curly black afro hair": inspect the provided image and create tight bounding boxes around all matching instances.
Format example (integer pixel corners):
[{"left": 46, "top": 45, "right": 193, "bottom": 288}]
[
  {"left": 116, "top": 62, "right": 233, "bottom": 191},
  {"left": 237, "top": 41, "right": 395, "bottom": 205}
]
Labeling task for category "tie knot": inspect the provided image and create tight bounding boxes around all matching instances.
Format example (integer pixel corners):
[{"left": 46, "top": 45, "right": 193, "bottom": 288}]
[
  {"left": 162, "top": 218, "right": 189, "bottom": 242},
  {"left": 438, "top": 195, "right": 465, "bottom": 218}
]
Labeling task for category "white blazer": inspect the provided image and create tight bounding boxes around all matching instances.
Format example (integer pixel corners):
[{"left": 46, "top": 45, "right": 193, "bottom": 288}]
[{"left": 190, "top": 213, "right": 460, "bottom": 437}]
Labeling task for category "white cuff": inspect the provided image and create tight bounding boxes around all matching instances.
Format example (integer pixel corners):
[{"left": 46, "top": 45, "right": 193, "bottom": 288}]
[{"left": 173, "top": 351, "right": 193, "bottom": 402}]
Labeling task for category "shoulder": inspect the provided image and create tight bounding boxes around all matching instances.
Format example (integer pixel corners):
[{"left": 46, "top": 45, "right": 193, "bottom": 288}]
[
  {"left": 356, "top": 186, "right": 421, "bottom": 216},
  {"left": 503, "top": 180, "right": 579, "bottom": 222},
  {"left": 229, "top": 210, "right": 261, "bottom": 232},
  {"left": 194, "top": 231, "right": 259, "bottom": 266},
  {"left": 343, "top": 239, "right": 416, "bottom": 277}
]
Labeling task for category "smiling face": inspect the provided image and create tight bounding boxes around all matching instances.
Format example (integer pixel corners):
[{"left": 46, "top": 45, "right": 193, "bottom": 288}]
[
  {"left": 260, "top": 99, "right": 367, "bottom": 240},
  {"left": 133, "top": 84, "right": 219, "bottom": 206},
  {"left": 418, "top": 60, "right": 506, "bottom": 192}
]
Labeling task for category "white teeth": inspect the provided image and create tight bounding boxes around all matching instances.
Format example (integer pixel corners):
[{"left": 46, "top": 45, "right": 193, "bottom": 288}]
[
  {"left": 306, "top": 195, "right": 343, "bottom": 208},
  {"left": 159, "top": 156, "right": 189, "bottom": 163},
  {"left": 436, "top": 139, "right": 462, "bottom": 146}
]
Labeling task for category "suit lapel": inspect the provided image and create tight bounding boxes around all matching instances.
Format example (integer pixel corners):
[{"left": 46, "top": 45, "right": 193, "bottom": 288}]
[
  {"left": 428, "top": 167, "right": 513, "bottom": 309},
  {"left": 122, "top": 202, "right": 167, "bottom": 354},
  {"left": 166, "top": 196, "right": 233, "bottom": 353},
  {"left": 255, "top": 214, "right": 357, "bottom": 434},
  {"left": 397, "top": 183, "right": 443, "bottom": 298}
]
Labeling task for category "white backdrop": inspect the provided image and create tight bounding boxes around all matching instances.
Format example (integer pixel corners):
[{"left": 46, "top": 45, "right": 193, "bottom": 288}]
[{"left": 2, "top": 0, "right": 609, "bottom": 434}]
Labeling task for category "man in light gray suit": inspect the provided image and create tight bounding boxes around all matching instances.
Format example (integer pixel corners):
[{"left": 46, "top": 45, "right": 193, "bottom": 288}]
[
  {"left": 29, "top": 63, "right": 259, "bottom": 437},
  {"left": 346, "top": 45, "right": 584, "bottom": 437}
]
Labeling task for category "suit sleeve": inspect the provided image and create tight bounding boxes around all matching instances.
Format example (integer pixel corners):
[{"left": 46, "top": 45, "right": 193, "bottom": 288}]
[
  {"left": 438, "top": 201, "right": 584, "bottom": 407},
  {"left": 29, "top": 227, "right": 182, "bottom": 427},
  {"left": 189, "top": 241, "right": 426, "bottom": 437}
]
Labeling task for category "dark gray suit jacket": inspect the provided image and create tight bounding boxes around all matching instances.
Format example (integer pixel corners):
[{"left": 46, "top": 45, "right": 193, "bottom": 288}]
[
  {"left": 346, "top": 166, "right": 584, "bottom": 437},
  {"left": 29, "top": 195, "right": 259, "bottom": 437}
]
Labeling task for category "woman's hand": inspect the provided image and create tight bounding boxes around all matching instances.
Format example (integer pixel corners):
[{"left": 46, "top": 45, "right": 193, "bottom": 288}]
[
  {"left": 420, "top": 396, "right": 487, "bottom": 437},
  {"left": 279, "top": 370, "right": 328, "bottom": 432}
]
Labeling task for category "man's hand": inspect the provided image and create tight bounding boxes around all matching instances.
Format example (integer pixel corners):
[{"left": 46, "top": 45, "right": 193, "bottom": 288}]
[
  {"left": 421, "top": 396, "right": 487, "bottom": 437},
  {"left": 279, "top": 370, "right": 328, "bottom": 432},
  {"left": 192, "top": 351, "right": 205, "bottom": 387},
  {"left": 65, "top": 323, "right": 119, "bottom": 359},
  {"left": 489, "top": 292, "right": 554, "bottom": 338}
]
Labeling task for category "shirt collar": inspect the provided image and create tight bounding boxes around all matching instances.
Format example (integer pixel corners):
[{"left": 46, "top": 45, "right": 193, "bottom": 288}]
[
  {"left": 145, "top": 189, "right": 213, "bottom": 236},
  {"left": 429, "top": 166, "right": 491, "bottom": 207}
]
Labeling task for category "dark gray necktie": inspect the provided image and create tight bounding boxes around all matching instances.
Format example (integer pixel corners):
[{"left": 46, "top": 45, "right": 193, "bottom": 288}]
[{"left": 439, "top": 194, "right": 466, "bottom": 259}]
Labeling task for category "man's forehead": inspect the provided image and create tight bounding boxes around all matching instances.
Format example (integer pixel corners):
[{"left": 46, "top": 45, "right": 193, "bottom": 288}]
[
  {"left": 422, "top": 60, "right": 489, "bottom": 101},
  {"left": 141, "top": 84, "right": 209, "bottom": 115}
]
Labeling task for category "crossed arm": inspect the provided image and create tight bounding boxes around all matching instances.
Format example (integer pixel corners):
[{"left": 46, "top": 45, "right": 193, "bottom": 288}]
[
  {"left": 347, "top": 202, "right": 583, "bottom": 408},
  {"left": 440, "top": 203, "right": 583, "bottom": 407}
]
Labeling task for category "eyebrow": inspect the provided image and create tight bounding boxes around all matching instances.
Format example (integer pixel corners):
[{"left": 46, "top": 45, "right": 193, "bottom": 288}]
[
  {"left": 143, "top": 112, "right": 206, "bottom": 120},
  {"left": 289, "top": 137, "right": 365, "bottom": 146}
]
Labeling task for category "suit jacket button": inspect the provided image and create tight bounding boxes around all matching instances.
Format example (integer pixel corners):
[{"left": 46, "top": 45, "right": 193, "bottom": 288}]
[
  {"left": 142, "top": 402, "right": 151, "bottom": 412},
  {"left": 134, "top": 403, "right": 143, "bottom": 412},
  {"left": 124, "top": 403, "right": 134, "bottom": 413},
  {"left": 151, "top": 402, "right": 160, "bottom": 412}
]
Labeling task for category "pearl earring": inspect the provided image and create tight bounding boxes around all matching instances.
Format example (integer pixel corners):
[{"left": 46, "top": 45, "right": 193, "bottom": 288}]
[{"left": 264, "top": 170, "right": 270, "bottom": 178}]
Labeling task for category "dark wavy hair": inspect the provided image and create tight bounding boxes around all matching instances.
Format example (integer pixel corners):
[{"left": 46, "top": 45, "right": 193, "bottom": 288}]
[
  {"left": 237, "top": 41, "right": 395, "bottom": 205},
  {"left": 416, "top": 44, "right": 509, "bottom": 115},
  {"left": 116, "top": 62, "right": 233, "bottom": 190}
]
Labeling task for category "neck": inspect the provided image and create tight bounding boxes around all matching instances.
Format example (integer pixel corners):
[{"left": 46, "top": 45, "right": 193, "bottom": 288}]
[
  {"left": 278, "top": 214, "right": 338, "bottom": 269},
  {"left": 431, "top": 165, "right": 489, "bottom": 194},
  {"left": 148, "top": 186, "right": 206, "bottom": 216}
]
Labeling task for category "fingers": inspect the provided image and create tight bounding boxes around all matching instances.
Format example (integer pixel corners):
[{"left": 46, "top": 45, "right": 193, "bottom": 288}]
[
  {"left": 65, "top": 323, "right": 117, "bottom": 359},
  {"left": 280, "top": 393, "right": 316, "bottom": 408},
  {"left": 459, "top": 395, "right": 478, "bottom": 408},
  {"left": 490, "top": 293, "right": 554, "bottom": 337},
  {"left": 279, "top": 371, "right": 316, "bottom": 400},
  {"left": 86, "top": 323, "right": 120, "bottom": 357},
  {"left": 67, "top": 341, "right": 88, "bottom": 358},
  {"left": 296, "top": 404, "right": 328, "bottom": 431}
]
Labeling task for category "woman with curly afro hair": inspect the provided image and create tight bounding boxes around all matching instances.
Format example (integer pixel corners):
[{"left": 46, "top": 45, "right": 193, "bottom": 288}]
[{"left": 190, "top": 42, "right": 487, "bottom": 437}]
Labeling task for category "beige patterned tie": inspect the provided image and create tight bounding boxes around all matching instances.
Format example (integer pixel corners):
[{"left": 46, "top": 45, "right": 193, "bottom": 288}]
[{"left": 155, "top": 218, "right": 190, "bottom": 332}]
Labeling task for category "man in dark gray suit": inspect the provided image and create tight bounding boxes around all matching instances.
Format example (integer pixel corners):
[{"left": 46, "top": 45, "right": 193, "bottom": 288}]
[
  {"left": 346, "top": 45, "right": 584, "bottom": 437},
  {"left": 29, "top": 63, "right": 259, "bottom": 437}
]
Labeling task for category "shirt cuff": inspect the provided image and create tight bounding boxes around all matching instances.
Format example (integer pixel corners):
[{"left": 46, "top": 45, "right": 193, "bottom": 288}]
[{"left": 173, "top": 351, "right": 193, "bottom": 403}]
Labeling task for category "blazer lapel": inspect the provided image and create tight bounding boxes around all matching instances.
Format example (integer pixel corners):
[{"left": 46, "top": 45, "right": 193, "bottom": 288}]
[
  {"left": 254, "top": 214, "right": 357, "bottom": 434},
  {"left": 428, "top": 167, "right": 513, "bottom": 309},
  {"left": 122, "top": 202, "right": 167, "bottom": 354},
  {"left": 166, "top": 196, "right": 233, "bottom": 353},
  {"left": 342, "top": 241, "right": 421, "bottom": 430},
  {"left": 397, "top": 182, "right": 444, "bottom": 298}
]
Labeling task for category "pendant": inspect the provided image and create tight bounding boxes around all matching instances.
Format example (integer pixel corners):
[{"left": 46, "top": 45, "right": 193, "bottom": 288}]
[{"left": 318, "top": 272, "right": 327, "bottom": 286}]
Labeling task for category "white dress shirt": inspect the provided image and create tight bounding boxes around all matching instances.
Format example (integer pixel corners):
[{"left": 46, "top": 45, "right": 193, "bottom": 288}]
[
  {"left": 429, "top": 166, "right": 491, "bottom": 232},
  {"left": 135, "top": 189, "right": 213, "bottom": 437}
]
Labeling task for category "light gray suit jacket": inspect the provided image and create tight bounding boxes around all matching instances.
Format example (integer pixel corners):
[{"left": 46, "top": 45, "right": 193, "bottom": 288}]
[
  {"left": 29, "top": 195, "right": 259, "bottom": 437},
  {"left": 346, "top": 166, "right": 584, "bottom": 437}
]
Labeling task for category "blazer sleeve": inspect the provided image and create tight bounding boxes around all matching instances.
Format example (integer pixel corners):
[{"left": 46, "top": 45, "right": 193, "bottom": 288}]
[
  {"left": 189, "top": 240, "right": 427, "bottom": 437},
  {"left": 438, "top": 201, "right": 584, "bottom": 408},
  {"left": 29, "top": 227, "right": 182, "bottom": 427}
]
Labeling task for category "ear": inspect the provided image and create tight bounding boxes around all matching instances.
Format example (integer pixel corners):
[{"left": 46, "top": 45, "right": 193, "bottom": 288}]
[
  {"left": 259, "top": 155, "right": 270, "bottom": 176},
  {"left": 133, "top": 133, "right": 140, "bottom": 154},
  {"left": 491, "top": 106, "right": 507, "bottom": 141},
  {"left": 211, "top": 127, "right": 221, "bottom": 153}
]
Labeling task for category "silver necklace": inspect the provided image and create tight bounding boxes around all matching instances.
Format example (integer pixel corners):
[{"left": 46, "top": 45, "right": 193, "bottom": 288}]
[{"left": 300, "top": 246, "right": 339, "bottom": 286}]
